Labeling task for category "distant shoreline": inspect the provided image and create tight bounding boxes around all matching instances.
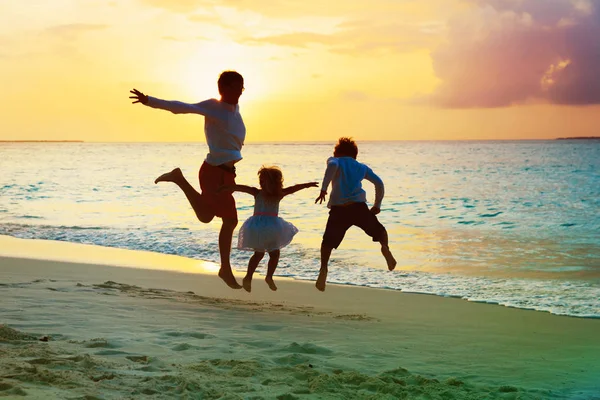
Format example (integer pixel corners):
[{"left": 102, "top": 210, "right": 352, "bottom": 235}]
[
  {"left": 555, "top": 136, "right": 600, "bottom": 140},
  {"left": 0, "top": 140, "right": 84, "bottom": 143},
  {"left": 1, "top": 138, "right": 598, "bottom": 143}
]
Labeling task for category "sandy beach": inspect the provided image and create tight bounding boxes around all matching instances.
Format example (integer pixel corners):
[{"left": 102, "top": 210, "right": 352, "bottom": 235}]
[{"left": 1, "top": 235, "right": 599, "bottom": 399}]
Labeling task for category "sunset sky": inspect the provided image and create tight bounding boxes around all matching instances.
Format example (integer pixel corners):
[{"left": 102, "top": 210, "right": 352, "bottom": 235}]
[{"left": 1, "top": 0, "right": 599, "bottom": 142}]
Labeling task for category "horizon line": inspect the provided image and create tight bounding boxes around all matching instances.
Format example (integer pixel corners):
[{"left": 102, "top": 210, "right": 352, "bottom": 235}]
[{"left": 2, "top": 137, "right": 599, "bottom": 144}]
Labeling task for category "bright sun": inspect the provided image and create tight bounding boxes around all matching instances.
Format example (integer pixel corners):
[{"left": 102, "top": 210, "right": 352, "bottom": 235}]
[{"left": 178, "top": 41, "right": 270, "bottom": 103}]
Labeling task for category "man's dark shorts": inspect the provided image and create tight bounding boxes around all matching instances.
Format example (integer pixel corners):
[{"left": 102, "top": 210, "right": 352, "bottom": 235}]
[
  {"left": 322, "top": 202, "right": 386, "bottom": 249},
  {"left": 198, "top": 161, "right": 237, "bottom": 220}
]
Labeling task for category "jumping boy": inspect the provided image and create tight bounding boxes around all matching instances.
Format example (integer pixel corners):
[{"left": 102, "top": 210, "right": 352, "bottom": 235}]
[{"left": 315, "top": 137, "right": 396, "bottom": 291}]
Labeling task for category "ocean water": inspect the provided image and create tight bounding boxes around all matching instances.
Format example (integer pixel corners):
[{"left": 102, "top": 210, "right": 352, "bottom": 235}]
[{"left": 1, "top": 141, "right": 599, "bottom": 317}]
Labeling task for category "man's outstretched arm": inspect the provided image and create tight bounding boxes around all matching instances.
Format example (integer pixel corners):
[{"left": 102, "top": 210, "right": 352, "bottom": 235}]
[
  {"left": 129, "top": 88, "right": 222, "bottom": 119},
  {"left": 130, "top": 88, "right": 148, "bottom": 104}
]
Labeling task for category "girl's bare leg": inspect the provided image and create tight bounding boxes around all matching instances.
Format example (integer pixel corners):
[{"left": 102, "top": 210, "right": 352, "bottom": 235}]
[
  {"left": 265, "top": 250, "right": 280, "bottom": 291},
  {"left": 243, "top": 252, "right": 264, "bottom": 292}
]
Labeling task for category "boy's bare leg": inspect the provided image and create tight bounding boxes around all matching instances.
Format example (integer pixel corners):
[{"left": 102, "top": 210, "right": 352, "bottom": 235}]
[
  {"left": 218, "top": 218, "right": 242, "bottom": 289},
  {"left": 243, "top": 252, "right": 264, "bottom": 293},
  {"left": 265, "top": 250, "right": 280, "bottom": 291},
  {"left": 378, "top": 230, "right": 397, "bottom": 271},
  {"left": 316, "top": 245, "right": 333, "bottom": 292},
  {"left": 155, "top": 168, "right": 214, "bottom": 223}
]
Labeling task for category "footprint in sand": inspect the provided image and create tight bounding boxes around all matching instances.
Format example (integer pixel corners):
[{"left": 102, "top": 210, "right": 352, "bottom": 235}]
[
  {"left": 163, "top": 331, "right": 215, "bottom": 340},
  {"left": 126, "top": 355, "right": 149, "bottom": 363},
  {"left": 0, "top": 383, "right": 27, "bottom": 396},
  {"left": 280, "top": 342, "right": 334, "bottom": 355},
  {"left": 83, "top": 339, "right": 118, "bottom": 349},
  {"left": 172, "top": 343, "right": 201, "bottom": 351},
  {"left": 246, "top": 324, "right": 284, "bottom": 332},
  {"left": 95, "top": 350, "right": 128, "bottom": 356}
]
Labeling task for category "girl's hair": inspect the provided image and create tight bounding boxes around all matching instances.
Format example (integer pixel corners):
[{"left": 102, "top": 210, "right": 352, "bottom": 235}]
[{"left": 258, "top": 166, "right": 284, "bottom": 198}]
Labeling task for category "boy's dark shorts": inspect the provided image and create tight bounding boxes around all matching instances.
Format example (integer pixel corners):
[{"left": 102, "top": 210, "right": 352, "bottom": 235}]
[
  {"left": 322, "top": 202, "right": 386, "bottom": 249},
  {"left": 199, "top": 161, "right": 237, "bottom": 220}
]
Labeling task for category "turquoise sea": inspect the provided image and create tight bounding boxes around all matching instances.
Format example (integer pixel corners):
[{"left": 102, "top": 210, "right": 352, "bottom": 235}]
[{"left": 1, "top": 141, "right": 598, "bottom": 317}]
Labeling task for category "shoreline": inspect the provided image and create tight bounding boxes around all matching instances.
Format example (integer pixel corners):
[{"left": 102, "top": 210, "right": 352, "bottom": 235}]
[{"left": 1, "top": 234, "right": 597, "bottom": 319}]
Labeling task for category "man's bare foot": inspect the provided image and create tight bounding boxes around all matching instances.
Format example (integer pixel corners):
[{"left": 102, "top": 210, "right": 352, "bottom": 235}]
[
  {"left": 218, "top": 268, "right": 242, "bottom": 289},
  {"left": 315, "top": 270, "right": 327, "bottom": 292},
  {"left": 382, "top": 246, "right": 397, "bottom": 271},
  {"left": 155, "top": 168, "right": 184, "bottom": 184},
  {"left": 242, "top": 277, "right": 252, "bottom": 293},
  {"left": 265, "top": 277, "right": 277, "bottom": 291}
]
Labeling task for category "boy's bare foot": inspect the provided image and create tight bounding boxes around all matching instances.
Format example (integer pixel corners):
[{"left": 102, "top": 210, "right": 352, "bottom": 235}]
[
  {"left": 218, "top": 268, "right": 242, "bottom": 289},
  {"left": 242, "top": 277, "right": 252, "bottom": 293},
  {"left": 382, "top": 246, "right": 397, "bottom": 271},
  {"left": 265, "top": 277, "right": 277, "bottom": 291},
  {"left": 155, "top": 168, "right": 184, "bottom": 184},
  {"left": 315, "top": 271, "right": 327, "bottom": 292}
]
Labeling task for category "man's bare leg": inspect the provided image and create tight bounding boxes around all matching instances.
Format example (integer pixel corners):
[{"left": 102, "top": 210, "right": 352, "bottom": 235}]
[
  {"left": 378, "top": 230, "right": 397, "bottom": 271},
  {"left": 218, "top": 217, "right": 242, "bottom": 289},
  {"left": 265, "top": 250, "right": 280, "bottom": 291},
  {"left": 316, "top": 245, "right": 333, "bottom": 292},
  {"left": 155, "top": 168, "right": 214, "bottom": 223},
  {"left": 243, "top": 252, "right": 264, "bottom": 293}
]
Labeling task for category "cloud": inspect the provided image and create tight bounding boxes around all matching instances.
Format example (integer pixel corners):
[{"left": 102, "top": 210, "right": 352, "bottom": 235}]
[
  {"left": 187, "top": 13, "right": 220, "bottom": 24},
  {"left": 140, "top": 0, "right": 450, "bottom": 55},
  {"left": 35, "top": 24, "right": 109, "bottom": 59},
  {"left": 424, "top": 0, "right": 600, "bottom": 107},
  {"left": 340, "top": 90, "right": 370, "bottom": 101},
  {"left": 43, "top": 23, "right": 108, "bottom": 39},
  {"left": 138, "top": 0, "right": 208, "bottom": 13},
  {"left": 139, "top": 0, "right": 373, "bottom": 18},
  {"left": 238, "top": 21, "right": 445, "bottom": 54},
  {"left": 241, "top": 32, "right": 333, "bottom": 48},
  {"left": 0, "top": 24, "right": 108, "bottom": 60},
  {"left": 161, "top": 35, "right": 209, "bottom": 42},
  {"left": 333, "top": 21, "right": 444, "bottom": 54}
]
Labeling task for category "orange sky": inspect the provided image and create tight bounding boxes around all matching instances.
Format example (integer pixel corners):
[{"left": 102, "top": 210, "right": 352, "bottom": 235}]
[{"left": 1, "top": 0, "right": 598, "bottom": 142}]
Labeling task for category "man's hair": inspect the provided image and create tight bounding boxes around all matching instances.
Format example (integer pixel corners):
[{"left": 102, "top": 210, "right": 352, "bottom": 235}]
[
  {"left": 334, "top": 137, "right": 358, "bottom": 159},
  {"left": 218, "top": 71, "right": 244, "bottom": 92}
]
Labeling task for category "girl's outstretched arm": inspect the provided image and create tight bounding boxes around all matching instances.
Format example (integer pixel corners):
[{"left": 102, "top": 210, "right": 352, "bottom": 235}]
[
  {"left": 282, "top": 182, "right": 318, "bottom": 196},
  {"left": 218, "top": 184, "right": 259, "bottom": 196}
]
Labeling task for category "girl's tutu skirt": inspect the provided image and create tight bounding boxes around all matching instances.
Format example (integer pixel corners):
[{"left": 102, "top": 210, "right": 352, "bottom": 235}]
[{"left": 237, "top": 215, "right": 299, "bottom": 252}]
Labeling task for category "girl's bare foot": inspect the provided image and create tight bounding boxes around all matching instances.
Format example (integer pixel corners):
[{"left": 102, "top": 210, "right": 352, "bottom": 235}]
[
  {"left": 381, "top": 246, "right": 397, "bottom": 271},
  {"left": 315, "top": 270, "right": 327, "bottom": 292},
  {"left": 242, "top": 277, "right": 252, "bottom": 293},
  {"left": 218, "top": 268, "right": 242, "bottom": 289},
  {"left": 155, "top": 168, "right": 184, "bottom": 184},
  {"left": 265, "top": 277, "right": 277, "bottom": 291}
]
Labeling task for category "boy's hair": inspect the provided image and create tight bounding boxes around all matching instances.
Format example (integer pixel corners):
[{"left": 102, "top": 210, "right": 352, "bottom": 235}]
[
  {"left": 218, "top": 71, "right": 244, "bottom": 92},
  {"left": 334, "top": 137, "right": 358, "bottom": 159},
  {"left": 258, "top": 166, "right": 284, "bottom": 198}
]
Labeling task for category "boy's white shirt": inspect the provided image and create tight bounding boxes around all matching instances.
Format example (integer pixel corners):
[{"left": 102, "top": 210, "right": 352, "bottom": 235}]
[
  {"left": 320, "top": 156, "right": 384, "bottom": 209},
  {"left": 146, "top": 96, "right": 246, "bottom": 166}
]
